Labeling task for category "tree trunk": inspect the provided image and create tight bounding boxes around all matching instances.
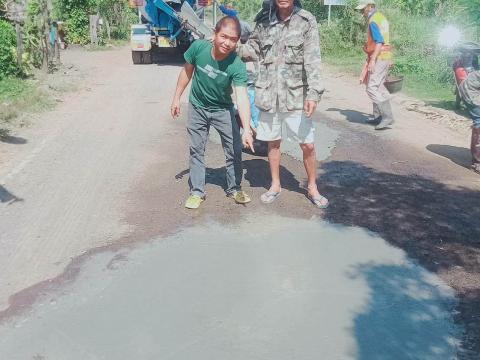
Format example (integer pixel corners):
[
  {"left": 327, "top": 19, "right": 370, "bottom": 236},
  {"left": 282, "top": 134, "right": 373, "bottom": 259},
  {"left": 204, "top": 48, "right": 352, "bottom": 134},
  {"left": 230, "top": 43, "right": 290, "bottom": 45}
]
[
  {"left": 105, "top": 19, "right": 111, "bottom": 41},
  {"left": 15, "top": 22, "right": 23, "bottom": 70},
  {"left": 41, "top": 1, "right": 50, "bottom": 72}
]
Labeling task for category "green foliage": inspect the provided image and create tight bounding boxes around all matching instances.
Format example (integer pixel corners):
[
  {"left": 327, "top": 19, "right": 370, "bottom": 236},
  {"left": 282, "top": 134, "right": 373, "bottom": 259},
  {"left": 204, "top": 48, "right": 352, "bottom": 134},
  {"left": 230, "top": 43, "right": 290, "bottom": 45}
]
[
  {"left": 23, "top": 0, "right": 48, "bottom": 70},
  {"left": 66, "top": 8, "right": 90, "bottom": 44},
  {"left": 235, "top": 0, "right": 263, "bottom": 21},
  {"left": 460, "top": 0, "right": 480, "bottom": 21},
  {"left": 54, "top": 0, "right": 94, "bottom": 44},
  {"left": 52, "top": 0, "right": 136, "bottom": 44},
  {"left": 0, "top": 20, "right": 18, "bottom": 80},
  {"left": 382, "top": 0, "right": 441, "bottom": 15},
  {"left": 302, "top": 0, "right": 329, "bottom": 20},
  {"left": 97, "top": 0, "right": 137, "bottom": 41}
]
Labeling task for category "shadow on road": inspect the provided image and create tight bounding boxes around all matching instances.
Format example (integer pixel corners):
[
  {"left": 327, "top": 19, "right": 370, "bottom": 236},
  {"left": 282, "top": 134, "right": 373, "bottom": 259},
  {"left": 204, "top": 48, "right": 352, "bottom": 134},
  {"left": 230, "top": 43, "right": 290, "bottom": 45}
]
[
  {"left": 153, "top": 50, "right": 185, "bottom": 66},
  {"left": 0, "top": 135, "right": 27, "bottom": 145},
  {"left": 319, "top": 161, "right": 480, "bottom": 357},
  {"left": 352, "top": 263, "right": 459, "bottom": 360},
  {"left": 325, "top": 107, "right": 371, "bottom": 125},
  {"left": 427, "top": 144, "right": 472, "bottom": 168},
  {"left": 243, "top": 158, "right": 305, "bottom": 195},
  {"left": 0, "top": 185, "right": 23, "bottom": 204},
  {"left": 174, "top": 159, "right": 306, "bottom": 196}
]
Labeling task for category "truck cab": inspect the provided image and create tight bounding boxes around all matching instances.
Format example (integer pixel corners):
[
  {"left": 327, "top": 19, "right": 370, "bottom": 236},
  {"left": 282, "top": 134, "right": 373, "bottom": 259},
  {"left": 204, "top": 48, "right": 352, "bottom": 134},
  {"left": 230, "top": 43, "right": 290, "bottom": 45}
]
[
  {"left": 130, "top": 0, "right": 211, "bottom": 65},
  {"left": 131, "top": 24, "right": 153, "bottom": 64}
]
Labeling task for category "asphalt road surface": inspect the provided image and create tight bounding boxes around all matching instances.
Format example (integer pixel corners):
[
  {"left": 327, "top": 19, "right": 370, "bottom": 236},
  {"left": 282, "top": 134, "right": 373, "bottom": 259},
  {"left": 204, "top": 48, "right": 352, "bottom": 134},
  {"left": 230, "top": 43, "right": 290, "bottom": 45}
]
[{"left": 0, "top": 47, "right": 479, "bottom": 359}]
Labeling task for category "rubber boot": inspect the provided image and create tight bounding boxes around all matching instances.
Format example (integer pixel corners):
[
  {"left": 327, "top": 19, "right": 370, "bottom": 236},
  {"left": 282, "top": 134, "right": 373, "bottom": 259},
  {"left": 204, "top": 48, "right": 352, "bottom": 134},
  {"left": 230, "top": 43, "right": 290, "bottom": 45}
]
[
  {"left": 366, "top": 103, "right": 382, "bottom": 124},
  {"left": 471, "top": 127, "right": 480, "bottom": 174},
  {"left": 375, "top": 100, "right": 395, "bottom": 130}
]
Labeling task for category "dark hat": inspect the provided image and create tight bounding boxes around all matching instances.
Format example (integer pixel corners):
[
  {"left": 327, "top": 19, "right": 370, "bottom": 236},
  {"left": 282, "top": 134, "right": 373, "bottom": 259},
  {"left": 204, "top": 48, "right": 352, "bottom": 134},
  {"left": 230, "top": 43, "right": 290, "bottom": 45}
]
[{"left": 254, "top": 0, "right": 302, "bottom": 23}]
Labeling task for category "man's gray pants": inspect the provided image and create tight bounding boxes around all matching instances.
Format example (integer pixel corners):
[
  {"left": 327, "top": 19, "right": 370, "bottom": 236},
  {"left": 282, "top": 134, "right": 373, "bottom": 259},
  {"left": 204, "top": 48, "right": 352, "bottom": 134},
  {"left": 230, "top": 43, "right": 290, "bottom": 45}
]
[
  {"left": 187, "top": 103, "right": 243, "bottom": 198},
  {"left": 367, "top": 59, "right": 391, "bottom": 106}
]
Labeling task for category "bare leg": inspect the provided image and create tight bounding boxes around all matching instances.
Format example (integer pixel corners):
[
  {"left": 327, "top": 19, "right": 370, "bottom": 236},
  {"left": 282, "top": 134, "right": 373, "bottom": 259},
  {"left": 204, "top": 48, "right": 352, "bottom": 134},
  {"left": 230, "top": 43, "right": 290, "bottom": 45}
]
[
  {"left": 300, "top": 143, "right": 320, "bottom": 197},
  {"left": 268, "top": 140, "right": 282, "bottom": 193}
]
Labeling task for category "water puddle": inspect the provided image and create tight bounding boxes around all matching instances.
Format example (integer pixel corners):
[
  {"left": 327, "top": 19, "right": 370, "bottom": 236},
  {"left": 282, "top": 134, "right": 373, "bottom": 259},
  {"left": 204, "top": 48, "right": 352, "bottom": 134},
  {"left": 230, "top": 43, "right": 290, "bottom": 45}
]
[{"left": 0, "top": 215, "right": 461, "bottom": 359}]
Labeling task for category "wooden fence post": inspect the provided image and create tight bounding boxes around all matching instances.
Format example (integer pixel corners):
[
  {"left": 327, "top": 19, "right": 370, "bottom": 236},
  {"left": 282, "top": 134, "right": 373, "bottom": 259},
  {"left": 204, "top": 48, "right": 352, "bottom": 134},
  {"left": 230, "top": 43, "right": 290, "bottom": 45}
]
[
  {"left": 90, "top": 14, "right": 100, "bottom": 45},
  {"left": 15, "top": 22, "right": 23, "bottom": 69}
]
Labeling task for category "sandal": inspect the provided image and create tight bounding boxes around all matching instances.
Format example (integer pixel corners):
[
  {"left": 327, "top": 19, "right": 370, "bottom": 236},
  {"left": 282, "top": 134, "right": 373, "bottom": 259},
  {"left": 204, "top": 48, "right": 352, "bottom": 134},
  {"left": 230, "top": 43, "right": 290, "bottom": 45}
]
[
  {"left": 472, "top": 163, "right": 480, "bottom": 175},
  {"left": 308, "top": 193, "right": 329, "bottom": 209},
  {"left": 260, "top": 191, "right": 281, "bottom": 204}
]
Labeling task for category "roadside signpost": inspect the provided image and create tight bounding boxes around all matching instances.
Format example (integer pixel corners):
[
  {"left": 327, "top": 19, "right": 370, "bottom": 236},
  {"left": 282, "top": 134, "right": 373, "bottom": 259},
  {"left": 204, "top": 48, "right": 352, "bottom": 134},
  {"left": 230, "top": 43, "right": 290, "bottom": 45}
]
[{"left": 324, "top": 0, "right": 346, "bottom": 26}]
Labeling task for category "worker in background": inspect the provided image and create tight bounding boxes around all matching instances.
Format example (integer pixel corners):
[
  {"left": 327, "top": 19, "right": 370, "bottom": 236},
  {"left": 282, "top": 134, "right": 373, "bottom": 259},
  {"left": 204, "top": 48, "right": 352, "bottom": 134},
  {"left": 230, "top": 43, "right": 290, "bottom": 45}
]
[
  {"left": 459, "top": 70, "right": 480, "bottom": 174},
  {"left": 171, "top": 17, "right": 254, "bottom": 209},
  {"left": 218, "top": 1, "right": 252, "bottom": 43},
  {"left": 239, "top": 0, "right": 329, "bottom": 209},
  {"left": 357, "top": 0, "right": 394, "bottom": 130},
  {"left": 218, "top": 2, "right": 238, "bottom": 17},
  {"left": 49, "top": 21, "right": 60, "bottom": 63}
]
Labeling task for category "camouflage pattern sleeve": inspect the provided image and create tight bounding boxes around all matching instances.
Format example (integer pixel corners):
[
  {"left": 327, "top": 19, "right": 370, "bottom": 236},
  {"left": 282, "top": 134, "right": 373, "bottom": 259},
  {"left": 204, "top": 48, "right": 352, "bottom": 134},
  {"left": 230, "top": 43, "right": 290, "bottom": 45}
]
[
  {"left": 238, "top": 24, "right": 261, "bottom": 62},
  {"left": 303, "top": 16, "right": 325, "bottom": 102}
]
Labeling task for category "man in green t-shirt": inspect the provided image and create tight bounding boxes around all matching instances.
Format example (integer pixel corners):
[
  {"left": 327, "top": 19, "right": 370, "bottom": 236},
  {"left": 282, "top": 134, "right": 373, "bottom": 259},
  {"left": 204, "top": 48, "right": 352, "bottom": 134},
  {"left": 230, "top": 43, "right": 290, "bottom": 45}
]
[{"left": 171, "top": 16, "right": 254, "bottom": 209}]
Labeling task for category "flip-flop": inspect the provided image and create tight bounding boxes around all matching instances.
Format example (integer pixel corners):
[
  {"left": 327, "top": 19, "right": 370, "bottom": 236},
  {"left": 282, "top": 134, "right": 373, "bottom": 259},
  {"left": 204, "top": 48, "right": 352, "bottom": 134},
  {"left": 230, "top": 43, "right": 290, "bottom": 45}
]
[
  {"left": 308, "top": 194, "right": 329, "bottom": 209},
  {"left": 260, "top": 191, "right": 281, "bottom": 204}
]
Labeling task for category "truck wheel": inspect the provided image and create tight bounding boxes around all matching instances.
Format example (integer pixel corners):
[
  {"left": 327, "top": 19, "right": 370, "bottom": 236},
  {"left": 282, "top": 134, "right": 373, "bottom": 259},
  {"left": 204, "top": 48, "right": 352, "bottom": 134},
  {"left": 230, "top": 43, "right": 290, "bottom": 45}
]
[
  {"left": 132, "top": 51, "right": 142, "bottom": 65},
  {"left": 142, "top": 50, "right": 152, "bottom": 64}
]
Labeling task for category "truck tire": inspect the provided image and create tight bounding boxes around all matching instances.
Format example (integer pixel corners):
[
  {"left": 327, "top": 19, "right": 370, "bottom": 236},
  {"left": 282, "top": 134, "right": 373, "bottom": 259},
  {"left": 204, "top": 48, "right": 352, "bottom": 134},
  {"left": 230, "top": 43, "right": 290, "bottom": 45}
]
[
  {"left": 142, "top": 50, "right": 152, "bottom": 64},
  {"left": 132, "top": 51, "right": 142, "bottom": 65}
]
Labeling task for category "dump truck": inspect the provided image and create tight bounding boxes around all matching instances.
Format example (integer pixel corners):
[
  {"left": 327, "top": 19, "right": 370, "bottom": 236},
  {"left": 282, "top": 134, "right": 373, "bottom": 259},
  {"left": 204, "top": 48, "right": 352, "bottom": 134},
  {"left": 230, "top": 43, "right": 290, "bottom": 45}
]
[{"left": 130, "top": 0, "right": 213, "bottom": 64}]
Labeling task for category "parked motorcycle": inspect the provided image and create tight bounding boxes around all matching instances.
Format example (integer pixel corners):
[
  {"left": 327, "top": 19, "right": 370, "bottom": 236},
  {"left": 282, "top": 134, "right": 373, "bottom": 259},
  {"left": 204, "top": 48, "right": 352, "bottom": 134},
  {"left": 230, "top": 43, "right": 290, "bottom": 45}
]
[{"left": 452, "top": 42, "right": 480, "bottom": 109}]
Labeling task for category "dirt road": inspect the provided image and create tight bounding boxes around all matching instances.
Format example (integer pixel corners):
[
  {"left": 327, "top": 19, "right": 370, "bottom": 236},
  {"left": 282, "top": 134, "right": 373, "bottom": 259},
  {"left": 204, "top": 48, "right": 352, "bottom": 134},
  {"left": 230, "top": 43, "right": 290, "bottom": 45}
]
[{"left": 0, "top": 46, "right": 479, "bottom": 358}]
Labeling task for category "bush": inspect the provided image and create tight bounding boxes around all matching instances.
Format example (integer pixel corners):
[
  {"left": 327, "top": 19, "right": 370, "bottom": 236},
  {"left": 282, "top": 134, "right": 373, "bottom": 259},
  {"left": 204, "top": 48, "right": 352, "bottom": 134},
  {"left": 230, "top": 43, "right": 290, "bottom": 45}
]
[
  {"left": 0, "top": 20, "right": 18, "bottom": 79},
  {"left": 66, "top": 8, "right": 90, "bottom": 45},
  {"left": 236, "top": 0, "right": 263, "bottom": 21}
]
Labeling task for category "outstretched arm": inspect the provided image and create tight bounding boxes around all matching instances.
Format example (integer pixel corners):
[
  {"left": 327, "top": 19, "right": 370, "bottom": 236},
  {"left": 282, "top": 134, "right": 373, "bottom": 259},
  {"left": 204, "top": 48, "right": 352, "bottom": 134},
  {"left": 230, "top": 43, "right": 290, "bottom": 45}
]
[
  {"left": 171, "top": 63, "right": 194, "bottom": 118},
  {"left": 234, "top": 86, "right": 254, "bottom": 153},
  {"left": 304, "top": 17, "right": 325, "bottom": 117}
]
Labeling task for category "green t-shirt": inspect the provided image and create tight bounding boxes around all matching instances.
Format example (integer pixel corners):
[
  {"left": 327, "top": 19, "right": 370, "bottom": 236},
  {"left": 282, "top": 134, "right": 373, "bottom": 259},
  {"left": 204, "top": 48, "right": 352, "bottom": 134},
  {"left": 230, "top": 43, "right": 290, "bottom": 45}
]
[{"left": 184, "top": 39, "right": 248, "bottom": 112}]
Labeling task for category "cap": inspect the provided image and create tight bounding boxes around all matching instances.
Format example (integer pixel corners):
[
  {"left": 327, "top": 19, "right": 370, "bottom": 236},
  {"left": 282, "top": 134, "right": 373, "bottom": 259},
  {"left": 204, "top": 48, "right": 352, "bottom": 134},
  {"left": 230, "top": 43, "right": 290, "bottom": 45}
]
[{"left": 355, "top": 0, "right": 375, "bottom": 10}]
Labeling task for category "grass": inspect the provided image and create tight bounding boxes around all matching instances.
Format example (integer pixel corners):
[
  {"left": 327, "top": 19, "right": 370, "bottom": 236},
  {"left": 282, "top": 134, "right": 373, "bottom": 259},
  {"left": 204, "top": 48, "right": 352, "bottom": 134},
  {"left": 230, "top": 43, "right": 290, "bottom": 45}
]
[
  {"left": 86, "top": 39, "right": 129, "bottom": 51},
  {"left": 0, "top": 76, "right": 52, "bottom": 136}
]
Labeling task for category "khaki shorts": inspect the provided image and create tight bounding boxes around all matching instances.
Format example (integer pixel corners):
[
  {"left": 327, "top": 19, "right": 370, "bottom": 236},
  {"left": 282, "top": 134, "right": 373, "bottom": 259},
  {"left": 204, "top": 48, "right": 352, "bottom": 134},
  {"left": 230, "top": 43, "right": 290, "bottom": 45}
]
[{"left": 256, "top": 110, "right": 315, "bottom": 144}]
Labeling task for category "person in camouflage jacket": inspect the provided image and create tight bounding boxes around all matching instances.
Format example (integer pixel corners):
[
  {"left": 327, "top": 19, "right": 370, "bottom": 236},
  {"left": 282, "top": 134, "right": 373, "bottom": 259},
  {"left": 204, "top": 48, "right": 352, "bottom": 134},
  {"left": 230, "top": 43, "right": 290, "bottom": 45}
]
[{"left": 239, "top": 0, "right": 328, "bottom": 208}]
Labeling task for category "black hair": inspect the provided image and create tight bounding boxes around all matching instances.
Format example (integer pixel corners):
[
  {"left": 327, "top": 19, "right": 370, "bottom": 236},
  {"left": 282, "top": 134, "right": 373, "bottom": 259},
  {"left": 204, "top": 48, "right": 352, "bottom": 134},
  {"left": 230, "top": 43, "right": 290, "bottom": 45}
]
[{"left": 215, "top": 16, "right": 241, "bottom": 38}]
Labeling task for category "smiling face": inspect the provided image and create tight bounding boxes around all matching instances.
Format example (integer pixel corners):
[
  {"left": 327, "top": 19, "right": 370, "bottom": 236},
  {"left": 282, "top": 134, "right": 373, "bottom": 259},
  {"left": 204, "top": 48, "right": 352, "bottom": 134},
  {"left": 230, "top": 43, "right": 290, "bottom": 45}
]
[{"left": 213, "top": 21, "right": 240, "bottom": 57}]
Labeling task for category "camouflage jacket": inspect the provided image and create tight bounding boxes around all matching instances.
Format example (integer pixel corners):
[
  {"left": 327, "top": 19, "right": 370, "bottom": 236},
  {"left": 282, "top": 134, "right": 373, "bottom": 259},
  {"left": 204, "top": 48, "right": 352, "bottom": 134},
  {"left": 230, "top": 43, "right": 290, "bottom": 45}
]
[
  {"left": 460, "top": 71, "right": 480, "bottom": 108},
  {"left": 239, "top": 8, "right": 324, "bottom": 113}
]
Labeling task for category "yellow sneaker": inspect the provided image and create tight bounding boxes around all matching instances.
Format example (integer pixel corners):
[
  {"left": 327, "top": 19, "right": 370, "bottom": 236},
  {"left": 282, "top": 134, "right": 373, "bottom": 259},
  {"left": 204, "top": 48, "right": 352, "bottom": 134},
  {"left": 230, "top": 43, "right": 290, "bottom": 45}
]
[
  {"left": 227, "top": 191, "right": 251, "bottom": 204},
  {"left": 185, "top": 195, "right": 204, "bottom": 209}
]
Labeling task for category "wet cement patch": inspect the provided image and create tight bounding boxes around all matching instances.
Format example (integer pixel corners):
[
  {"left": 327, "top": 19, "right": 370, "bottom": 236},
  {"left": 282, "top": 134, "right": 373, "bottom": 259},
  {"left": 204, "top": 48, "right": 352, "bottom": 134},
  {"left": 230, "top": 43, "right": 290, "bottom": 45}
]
[{"left": 0, "top": 214, "right": 461, "bottom": 359}]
